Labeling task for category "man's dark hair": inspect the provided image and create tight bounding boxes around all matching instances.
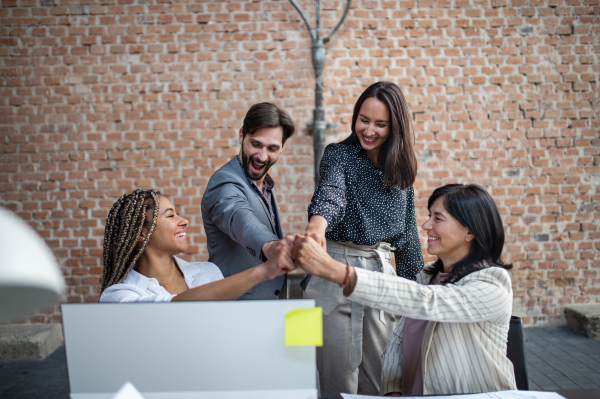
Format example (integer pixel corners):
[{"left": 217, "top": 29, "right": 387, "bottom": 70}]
[
  {"left": 241, "top": 102, "right": 295, "bottom": 144},
  {"left": 424, "top": 184, "right": 513, "bottom": 284},
  {"left": 341, "top": 81, "right": 417, "bottom": 190}
]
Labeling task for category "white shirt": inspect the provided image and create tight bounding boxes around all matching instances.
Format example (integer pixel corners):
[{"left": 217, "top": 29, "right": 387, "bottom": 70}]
[{"left": 99, "top": 256, "right": 224, "bottom": 303}]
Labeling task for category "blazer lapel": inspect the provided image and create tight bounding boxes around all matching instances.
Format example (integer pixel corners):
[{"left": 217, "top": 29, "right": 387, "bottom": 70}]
[
  {"left": 229, "top": 157, "right": 277, "bottom": 233},
  {"left": 272, "top": 188, "right": 283, "bottom": 239}
]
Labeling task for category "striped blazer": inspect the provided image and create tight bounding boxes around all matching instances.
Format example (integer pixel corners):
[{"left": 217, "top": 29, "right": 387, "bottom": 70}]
[{"left": 348, "top": 263, "right": 517, "bottom": 395}]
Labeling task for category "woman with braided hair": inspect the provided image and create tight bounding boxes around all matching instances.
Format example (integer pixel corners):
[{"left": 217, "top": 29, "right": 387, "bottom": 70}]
[{"left": 99, "top": 189, "right": 295, "bottom": 303}]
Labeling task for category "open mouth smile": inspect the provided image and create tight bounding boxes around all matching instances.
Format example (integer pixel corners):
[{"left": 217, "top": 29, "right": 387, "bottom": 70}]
[{"left": 250, "top": 159, "right": 266, "bottom": 172}]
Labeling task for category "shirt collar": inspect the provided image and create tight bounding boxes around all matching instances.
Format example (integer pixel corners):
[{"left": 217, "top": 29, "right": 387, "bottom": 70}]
[
  {"left": 262, "top": 173, "right": 274, "bottom": 191},
  {"left": 352, "top": 141, "right": 383, "bottom": 172},
  {"left": 124, "top": 256, "right": 194, "bottom": 291}
]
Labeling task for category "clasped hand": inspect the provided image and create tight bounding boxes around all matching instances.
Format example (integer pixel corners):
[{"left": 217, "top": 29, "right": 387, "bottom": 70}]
[{"left": 263, "top": 234, "right": 336, "bottom": 281}]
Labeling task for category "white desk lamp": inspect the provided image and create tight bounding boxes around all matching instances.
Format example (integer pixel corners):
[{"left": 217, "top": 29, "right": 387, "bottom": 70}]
[{"left": 0, "top": 208, "right": 66, "bottom": 323}]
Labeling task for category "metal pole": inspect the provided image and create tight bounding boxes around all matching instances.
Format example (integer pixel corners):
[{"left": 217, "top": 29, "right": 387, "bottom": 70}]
[
  {"left": 312, "top": 39, "right": 326, "bottom": 183},
  {"left": 289, "top": 0, "right": 352, "bottom": 185}
]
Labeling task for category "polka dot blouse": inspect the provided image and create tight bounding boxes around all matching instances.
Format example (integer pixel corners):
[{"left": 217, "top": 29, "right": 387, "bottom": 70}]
[{"left": 308, "top": 142, "right": 424, "bottom": 280}]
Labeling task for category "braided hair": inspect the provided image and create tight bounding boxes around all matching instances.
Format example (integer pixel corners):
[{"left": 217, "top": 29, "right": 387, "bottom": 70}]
[{"left": 100, "top": 189, "right": 161, "bottom": 293}]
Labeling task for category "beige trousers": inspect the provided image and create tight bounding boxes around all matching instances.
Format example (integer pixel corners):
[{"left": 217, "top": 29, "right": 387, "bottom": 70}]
[{"left": 303, "top": 240, "right": 398, "bottom": 398}]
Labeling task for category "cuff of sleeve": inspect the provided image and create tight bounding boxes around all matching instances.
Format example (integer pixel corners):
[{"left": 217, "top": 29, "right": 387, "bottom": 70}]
[
  {"left": 380, "top": 383, "right": 402, "bottom": 396},
  {"left": 132, "top": 294, "right": 175, "bottom": 303},
  {"left": 347, "top": 267, "right": 372, "bottom": 301},
  {"left": 152, "top": 294, "right": 175, "bottom": 302},
  {"left": 307, "top": 211, "right": 335, "bottom": 231},
  {"left": 250, "top": 235, "right": 280, "bottom": 261}
]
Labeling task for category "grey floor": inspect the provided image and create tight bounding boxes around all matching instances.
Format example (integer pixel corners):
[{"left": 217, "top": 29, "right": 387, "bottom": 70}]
[
  {"left": 0, "top": 346, "right": 69, "bottom": 399},
  {"left": 526, "top": 326, "right": 600, "bottom": 391},
  {"left": 1, "top": 326, "right": 599, "bottom": 398}
]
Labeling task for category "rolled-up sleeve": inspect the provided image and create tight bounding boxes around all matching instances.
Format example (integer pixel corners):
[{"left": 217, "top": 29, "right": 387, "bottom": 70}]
[{"left": 307, "top": 144, "right": 347, "bottom": 229}]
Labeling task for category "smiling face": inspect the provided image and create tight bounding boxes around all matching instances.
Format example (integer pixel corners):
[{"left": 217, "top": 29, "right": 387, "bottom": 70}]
[
  {"left": 422, "top": 196, "right": 474, "bottom": 271},
  {"left": 142, "top": 196, "right": 189, "bottom": 256},
  {"left": 238, "top": 126, "right": 284, "bottom": 184},
  {"left": 354, "top": 97, "right": 391, "bottom": 164}
]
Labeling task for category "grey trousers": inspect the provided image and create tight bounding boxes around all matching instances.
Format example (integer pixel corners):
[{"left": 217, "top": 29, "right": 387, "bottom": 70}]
[{"left": 303, "top": 241, "right": 398, "bottom": 398}]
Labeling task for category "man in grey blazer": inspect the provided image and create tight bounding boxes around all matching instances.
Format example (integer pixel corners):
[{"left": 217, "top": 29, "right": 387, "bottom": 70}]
[{"left": 201, "top": 103, "right": 295, "bottom": 300}]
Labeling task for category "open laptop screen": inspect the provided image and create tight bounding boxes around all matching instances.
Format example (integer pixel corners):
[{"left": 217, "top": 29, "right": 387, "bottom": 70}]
[{"left": 62, "top": 300, "right": 317, "bottom": 399}]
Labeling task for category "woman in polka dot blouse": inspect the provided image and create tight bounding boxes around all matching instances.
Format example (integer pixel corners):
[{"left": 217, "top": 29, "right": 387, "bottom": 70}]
[{"left": 301, "top": 81, "right": 424, "bottom": 397}]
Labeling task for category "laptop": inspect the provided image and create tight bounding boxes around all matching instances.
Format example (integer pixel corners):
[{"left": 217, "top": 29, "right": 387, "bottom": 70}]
[{"left": 61, "top": 300, "right": 317, "bottom": 399}]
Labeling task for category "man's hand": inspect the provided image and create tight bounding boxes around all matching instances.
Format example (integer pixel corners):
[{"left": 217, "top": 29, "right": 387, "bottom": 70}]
[
  {"left": 259, "top": 244, "right": 296, "bottom": 281},
  {"left": 262, "top": 234, "right": 296, "bottom": 259},
  {"left": 261, "top": 239, "right": 282, "bottom": 260}
]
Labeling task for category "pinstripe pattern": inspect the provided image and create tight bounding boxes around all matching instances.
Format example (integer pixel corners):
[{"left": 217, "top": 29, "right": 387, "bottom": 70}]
[{"left": 348, "top": 263, "right": 517, "bottom": 395}]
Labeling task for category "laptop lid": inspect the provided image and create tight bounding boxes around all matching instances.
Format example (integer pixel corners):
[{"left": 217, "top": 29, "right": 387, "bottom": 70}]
[{"left": 61, "top": 300, "right": 317, "bottom": 399}]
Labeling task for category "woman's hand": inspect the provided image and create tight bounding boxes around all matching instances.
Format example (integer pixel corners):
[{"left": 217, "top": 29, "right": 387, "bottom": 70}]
[
  {"left": 305, "top": 215, "right": 328, "bottom": 249},
  {"left": 291, "top": 235, "right": 347, "bottom": 284}
]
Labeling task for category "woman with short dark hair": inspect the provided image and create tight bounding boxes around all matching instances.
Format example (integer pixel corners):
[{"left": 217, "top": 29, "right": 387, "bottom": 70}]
[
  {"left": 421, "top": 184, "right": 511, "bottom": 284},
  {"left": 301, "top": 81, "right": 423, "bottom": 397},
  {"left": 293, "top": 184, "right": 517, "bottom": 395}
]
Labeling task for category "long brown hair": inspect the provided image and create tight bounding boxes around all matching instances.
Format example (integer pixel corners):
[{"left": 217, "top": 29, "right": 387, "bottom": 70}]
[
  {"left": 100, "top": 189, "right": 161, "bottom": 293},
  {"left": 341, "top": 81, "right": 417, "bottom": 189}
]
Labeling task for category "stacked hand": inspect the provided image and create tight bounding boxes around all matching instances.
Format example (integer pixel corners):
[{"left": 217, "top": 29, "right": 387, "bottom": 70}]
[
  {"left": 260, "top": 234, "right": 334, "bottom": 280},
  {"left": 290, "top": 234, "right": 355, "bottom": 291},
  {"left": 260, "top": 237, "right": 296, "bottom": 280},
  {"left": 261, "top": 215, "right": 349, "bottom": 287},
  {"left": 290, "top": 234, "right": 334, "bottom": 279}
]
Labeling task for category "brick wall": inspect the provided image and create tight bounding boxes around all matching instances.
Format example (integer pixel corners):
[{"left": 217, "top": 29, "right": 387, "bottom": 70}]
[{"left": 0, "top": 0, "right": 598, "bottom": 325}]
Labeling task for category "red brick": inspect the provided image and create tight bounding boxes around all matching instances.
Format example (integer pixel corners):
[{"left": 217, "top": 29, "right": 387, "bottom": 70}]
[{"left": 0, "top": 1, "right": 597, "bottom": 326}]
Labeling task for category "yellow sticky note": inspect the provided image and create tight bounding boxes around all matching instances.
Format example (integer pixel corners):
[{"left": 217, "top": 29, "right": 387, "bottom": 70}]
[{"left": 285, "top": 307, "right": 323, "bottom": 347}]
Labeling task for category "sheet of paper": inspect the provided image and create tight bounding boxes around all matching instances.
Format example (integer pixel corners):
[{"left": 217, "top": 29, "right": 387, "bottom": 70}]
[
  {"left": 341, "top": 390, "right": 565, "bottom": 399},
  {"left": 285, "top": 307, "right": 323, "bottom": 346}
]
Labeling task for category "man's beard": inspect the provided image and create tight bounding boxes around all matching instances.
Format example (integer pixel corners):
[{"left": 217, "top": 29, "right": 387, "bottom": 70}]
[{"left": 240, "top": 144, "right": 277, "bottom": 182}]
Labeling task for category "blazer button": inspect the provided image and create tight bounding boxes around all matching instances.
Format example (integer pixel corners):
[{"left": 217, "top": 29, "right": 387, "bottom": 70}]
[{"left": 274, "top": 290, "right": 280, "bottom": 296}]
